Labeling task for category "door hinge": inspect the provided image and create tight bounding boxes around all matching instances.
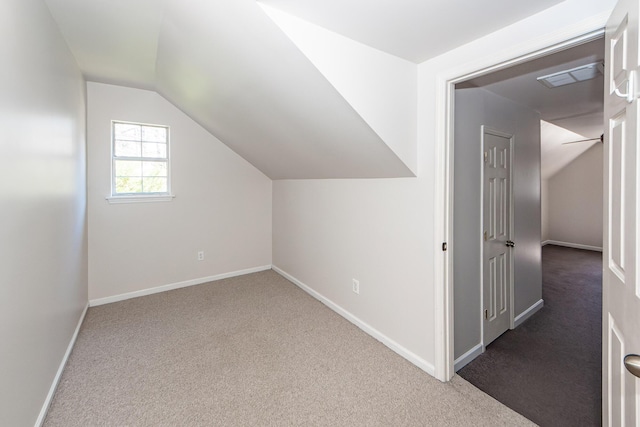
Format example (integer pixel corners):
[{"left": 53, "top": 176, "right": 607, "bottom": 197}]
[
  {"left": 484, "top": 231, "right": 488, "bottom": 241},
  {"left": 484, "top": 309, "right": 488, "bottom": 319},
  {"left": 442, "top": 242, "right": 447, "bottom": 251}
]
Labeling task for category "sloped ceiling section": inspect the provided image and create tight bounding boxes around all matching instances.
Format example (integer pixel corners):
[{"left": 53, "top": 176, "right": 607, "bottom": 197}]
[
  {"left": 258, "top": 3, "right": 417, "bottom": 174},
  {"left": 44, "top": 0, "right": 165, "bottom": 90},
  {"left": 45, "top": 0, "right": 415, "bottom": 179}
]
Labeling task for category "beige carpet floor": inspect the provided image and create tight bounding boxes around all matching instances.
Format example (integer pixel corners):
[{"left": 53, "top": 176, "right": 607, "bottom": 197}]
[{"left": 44, "top": 270, "right": 535, "bottom": 426}]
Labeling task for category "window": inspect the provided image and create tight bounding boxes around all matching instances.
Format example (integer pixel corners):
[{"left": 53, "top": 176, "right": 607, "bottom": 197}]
[{"left": 111, "top": 121, "right": 171, "bottom": 200}]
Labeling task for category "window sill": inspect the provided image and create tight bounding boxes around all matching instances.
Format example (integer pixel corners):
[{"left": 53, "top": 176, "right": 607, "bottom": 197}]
[{"left": 106, "top": 194, "right": 175, "bottom": 204}]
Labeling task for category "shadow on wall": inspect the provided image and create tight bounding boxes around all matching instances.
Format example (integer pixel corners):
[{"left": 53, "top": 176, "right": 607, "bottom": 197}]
[
  {"left": 453, "top": 86, "right": 542, "bottom": 365},
  {"left": 542, "top": 143, "right": 603, "bottom": 250}
]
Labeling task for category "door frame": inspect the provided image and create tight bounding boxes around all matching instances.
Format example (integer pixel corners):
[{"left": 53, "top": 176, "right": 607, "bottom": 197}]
[
  {"left": 480, "top": 126, "right": 515, "bottom": 351},
  {"left": 433, "top": 18, "right": 609, "bottom": 382}
]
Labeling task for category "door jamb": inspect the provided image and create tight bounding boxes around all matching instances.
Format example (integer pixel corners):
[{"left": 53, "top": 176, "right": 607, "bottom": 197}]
[{"left": 433, "top": 22, "right": 608, "bottom": 382}]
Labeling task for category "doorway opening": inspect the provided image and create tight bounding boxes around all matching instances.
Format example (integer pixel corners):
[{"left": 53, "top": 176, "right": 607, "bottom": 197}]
[
  {"left": 452, "top": 35, "right": 604, "bottom": 367},
  {"left": 447, "top": 31, "right": 604, "bottom": 426},
  {"left": 433, "top": 25, "right": 606, "bottom": 381}
]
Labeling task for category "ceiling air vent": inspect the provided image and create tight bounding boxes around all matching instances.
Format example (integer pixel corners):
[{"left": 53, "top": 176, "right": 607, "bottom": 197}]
[{"left": 537, "top": 62, "right": 604, "bottom": 88}]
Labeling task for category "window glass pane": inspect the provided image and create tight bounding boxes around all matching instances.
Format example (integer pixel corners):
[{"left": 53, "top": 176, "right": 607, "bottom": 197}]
[
  {"left": 115, "top": 160, "right": 142, "bottom": 177},
  {"left": 142, "top": 142, "right": 167, "bottom": 158},
  {"left": 143, "top": 161, "right": 167, "bottom": 177},
  {"left": 115, "top": 177, "right": 142, "bottom": 193},
  {"left": 112, "top": 121, "right": 170, "bottom": 197},
  {"left": 143, "top": 177, "right": 167, "bottom": 193},
  {"left": 142, "top": 126, "right": 167, "bottom": 142},
  {"left": 114, "top": 123, "right": 141, "bottom": 141},
  {"left": 114, "top": 140, "right": 141, "bottom": 157}
]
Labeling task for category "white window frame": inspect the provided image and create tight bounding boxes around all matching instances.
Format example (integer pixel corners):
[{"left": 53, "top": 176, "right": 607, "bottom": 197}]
[{"left": 107, "top": 120, "right": 174, "bottom": 204}]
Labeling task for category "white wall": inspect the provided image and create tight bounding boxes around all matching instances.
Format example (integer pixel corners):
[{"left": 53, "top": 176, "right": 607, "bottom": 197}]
[
  {"left": 0, "top": 0, "right": 87, "bottom": 425},
  {"left": 273, "top": 179, "right": 435, "bottom": 369},
  {"left": 453, "top": 87, "right": 542, "bottom": 360},
  {"left": 87, "top": 83, "right": 272, "bottom": 302},
  {"left": 546, "top": 143, "right": 603, "bottom": 248},
  {"left": 273, "top": 0, "right": 613, "bottom": 376}
]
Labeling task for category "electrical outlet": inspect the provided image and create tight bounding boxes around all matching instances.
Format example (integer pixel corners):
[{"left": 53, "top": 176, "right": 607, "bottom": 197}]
[
  {"left": 352, "top": 279, "right": 360, "bottom": 295},
  {"left": 197, "top": 251, "right": 205, "bottom": 261}
]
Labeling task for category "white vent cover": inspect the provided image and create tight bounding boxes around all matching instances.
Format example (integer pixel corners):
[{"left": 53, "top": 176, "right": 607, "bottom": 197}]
[{"left": 537, "top": 62, "right": 604, "bottom": 88}]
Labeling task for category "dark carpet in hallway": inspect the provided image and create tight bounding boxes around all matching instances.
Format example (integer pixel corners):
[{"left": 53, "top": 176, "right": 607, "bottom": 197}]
[{"left": 457, "top": 245, "right": 602, "bottom": 426}]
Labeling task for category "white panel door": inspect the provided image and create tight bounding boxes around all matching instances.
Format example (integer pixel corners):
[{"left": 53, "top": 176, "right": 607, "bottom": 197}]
[
  {"left": 482, "top": 127, "right": 513, "bottom": 347},
  {"left": 604, "top": 0, "right": 640, "bottom": 425}
]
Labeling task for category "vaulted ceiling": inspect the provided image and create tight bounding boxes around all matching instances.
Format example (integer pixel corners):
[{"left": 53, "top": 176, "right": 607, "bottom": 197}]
[{"left": 44, "top": 0, "right": 565, "bottom": 179}]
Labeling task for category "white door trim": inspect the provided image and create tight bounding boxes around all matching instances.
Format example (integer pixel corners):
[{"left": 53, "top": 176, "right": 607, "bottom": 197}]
[{"left": 433, "top": 18, "right": 608, "bottom": 382}]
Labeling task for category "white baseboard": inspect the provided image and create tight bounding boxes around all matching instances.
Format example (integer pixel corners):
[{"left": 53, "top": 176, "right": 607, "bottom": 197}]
[
  {"left": 454, "top": 343, "right": 483, "bottom": 372},
  {"left": 35, "top": 302, "right": 89, "bottom": 427},
  {"left": 272, "top": 265, "right": 436, "bottom": 377},
  {"left": 89, "top": 265, "right": 272, "bottom": 306},
  {"left": 514, "top": 299, "right": 544, "bottom": 328},
  {"left": 542, "top": 240, "right": 602, "bottom": 252}
]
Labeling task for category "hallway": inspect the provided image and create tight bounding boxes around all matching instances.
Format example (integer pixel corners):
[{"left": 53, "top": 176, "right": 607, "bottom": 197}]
[{"left": 458, "top": 245, "right": 602, "bottom": 426}]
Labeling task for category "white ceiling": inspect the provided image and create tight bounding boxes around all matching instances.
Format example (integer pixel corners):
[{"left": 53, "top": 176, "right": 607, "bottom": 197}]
[
  {"left": 460, "top": 38, "right": 605, "bottom": 139},
  {"left": 258, "top": 0, "right": 564, "bottom": 63},
  {"left": 44, "top": 0, "right": 575, "bottom": 179},
  {"left": 46, "top": 0, "right": 416, "bottom": 179},
  {"left": 44, "top": 0, "right": 166, "bottom": 90},
  {"left": 460, "top": 38, "right": 605, "bottom": 180}
]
